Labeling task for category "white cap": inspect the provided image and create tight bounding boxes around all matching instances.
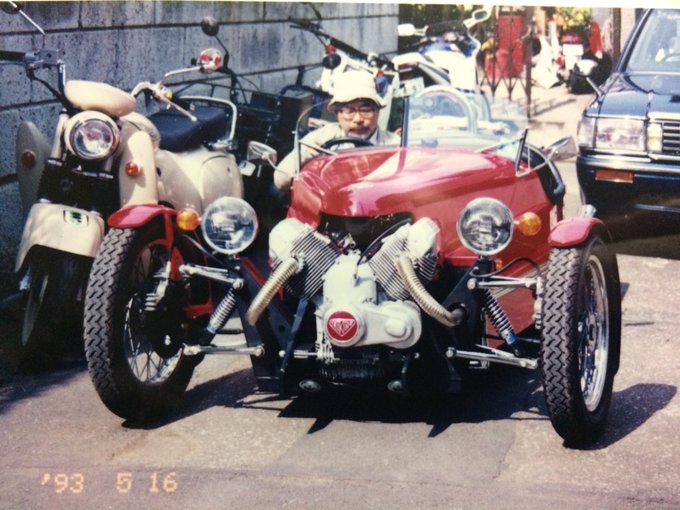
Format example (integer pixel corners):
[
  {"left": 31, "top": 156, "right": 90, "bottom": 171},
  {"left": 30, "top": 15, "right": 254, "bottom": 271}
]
[{"left": 327, "top": 70, "right": 386, "bottom": 110}]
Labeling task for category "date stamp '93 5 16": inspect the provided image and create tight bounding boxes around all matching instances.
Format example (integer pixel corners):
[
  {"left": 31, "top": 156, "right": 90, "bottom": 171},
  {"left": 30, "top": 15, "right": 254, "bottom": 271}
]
[{"left": 40, "top": 471, "right": 178, "bottom": 495}]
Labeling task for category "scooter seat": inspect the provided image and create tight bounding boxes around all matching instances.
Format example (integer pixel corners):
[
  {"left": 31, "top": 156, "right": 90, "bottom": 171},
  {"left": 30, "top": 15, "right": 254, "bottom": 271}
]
[{"left": 149, "top": 105, "right": 228, "bottom": 152}]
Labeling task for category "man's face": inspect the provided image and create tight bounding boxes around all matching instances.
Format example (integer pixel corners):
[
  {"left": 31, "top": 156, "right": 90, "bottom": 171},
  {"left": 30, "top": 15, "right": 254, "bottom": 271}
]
[{"left": 334, "top": 100, "right": 380, "bottom": 139}]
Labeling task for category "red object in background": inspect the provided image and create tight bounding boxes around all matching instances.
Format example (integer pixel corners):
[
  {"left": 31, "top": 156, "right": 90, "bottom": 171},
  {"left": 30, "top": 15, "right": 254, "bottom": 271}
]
[
  {"left": 589, "top": 20, "right": 603, "bottom": 58},
  {"left": 485, "top": 11, "right": 526, "bottom": 80}
]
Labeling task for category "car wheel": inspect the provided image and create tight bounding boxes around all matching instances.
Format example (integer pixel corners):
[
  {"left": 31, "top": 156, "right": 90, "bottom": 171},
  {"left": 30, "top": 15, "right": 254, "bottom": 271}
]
[
  {"left": 541, "top": 235, "right": 621, "bottom": 447},
  {"left": 21, "top": 250, "right": 90, "bottom": 370}
]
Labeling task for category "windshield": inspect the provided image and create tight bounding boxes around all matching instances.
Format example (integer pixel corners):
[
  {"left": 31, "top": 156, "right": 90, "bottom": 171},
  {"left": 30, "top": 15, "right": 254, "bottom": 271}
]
[
  {"left": 626, "top": 9, "right": 680, "bottom": 73},
  {"left": 404, "top": 86, "right": 524, "bottom": 153},
  {"left": 290, "top": 85, "right": 527, "bottom": 171}
]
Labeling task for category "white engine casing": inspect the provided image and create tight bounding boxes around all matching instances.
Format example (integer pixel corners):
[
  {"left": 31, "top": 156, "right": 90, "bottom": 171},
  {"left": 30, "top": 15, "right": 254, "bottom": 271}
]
[{"left": 320, "top": 252, "right": 422, "bottom": 349}]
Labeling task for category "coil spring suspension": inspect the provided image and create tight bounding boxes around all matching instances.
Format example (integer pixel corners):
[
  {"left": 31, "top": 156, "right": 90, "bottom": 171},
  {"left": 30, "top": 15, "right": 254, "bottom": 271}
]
[
  {"left": 207, "top": 289, "right": 237, "bottom": 335},
  {"left": 480, "top": 288, "right": 518, "bottom": 346}
]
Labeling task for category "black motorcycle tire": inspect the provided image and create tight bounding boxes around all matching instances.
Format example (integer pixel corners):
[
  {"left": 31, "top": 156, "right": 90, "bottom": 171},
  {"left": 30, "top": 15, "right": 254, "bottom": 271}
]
[
  {"left": 21, "top": 250, "right": 89, "bottom": 370},
  {"left": 84, "top": 222, "right": 197, "bottom": 422},
  {"left": 541, "top": 235, "right": 621, "bottom": 447}
]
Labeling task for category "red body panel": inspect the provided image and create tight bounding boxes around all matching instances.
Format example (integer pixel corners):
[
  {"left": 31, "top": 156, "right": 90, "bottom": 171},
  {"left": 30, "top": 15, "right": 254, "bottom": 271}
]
[
  {"left": 288, "top": 146, "right": 559, "bottom": 334},
  {"left": 289, "top": 147, "right": 555, "bottom": 268}
]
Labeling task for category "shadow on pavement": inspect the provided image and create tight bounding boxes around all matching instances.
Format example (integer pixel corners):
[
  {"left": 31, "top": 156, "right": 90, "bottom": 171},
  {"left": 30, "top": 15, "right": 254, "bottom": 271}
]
[
  {"left": 0, "top": 359, "right": 86, "bottom": 415},
  {"left": 153, "top": 362, "right": 675, "bottom": 451},
  {"left": 123, "top": 367, "right": 259, "bottom": 430},
  {"left": 275, "top": 364, "right": 546, "bottom": 438},
  {"left": 0, "top": 291, "right": 86, "bottom": 414},
  {"left": 585, "top": 383, "right": 677, "bottom": 450}
]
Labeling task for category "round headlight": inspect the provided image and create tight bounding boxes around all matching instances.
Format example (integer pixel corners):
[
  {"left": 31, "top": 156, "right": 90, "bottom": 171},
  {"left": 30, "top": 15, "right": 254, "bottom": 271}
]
[
  {"left": 65, "top": 111, "right": 120, "bottom": 161},
  {"left": 201, "top": 197, "right": 258, "bottom": 255},
  {"left": 457, "top": 198, "right": 513, "bottom": 256}
]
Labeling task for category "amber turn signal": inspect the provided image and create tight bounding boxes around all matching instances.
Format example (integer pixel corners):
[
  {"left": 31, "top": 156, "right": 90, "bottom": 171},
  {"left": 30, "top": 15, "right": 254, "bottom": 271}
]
[
  {"left": 124, "top": 161, "right": 141, "bottom": 176},
  {"left": 177, "top": 207, "right": 201, "bottom": 231},
  {"left": 515, "top": 212, "right": 542, "bottom": 236},
  {"left": 595, "top": 169, "right": 634, "bottom": 183}
]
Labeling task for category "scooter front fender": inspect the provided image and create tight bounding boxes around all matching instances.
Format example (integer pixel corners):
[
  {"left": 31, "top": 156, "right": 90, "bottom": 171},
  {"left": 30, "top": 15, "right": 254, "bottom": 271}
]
[
  {"left": 16, "top": 121, "right": 51, "bottom": 213},
  {"left": 15, "top": 203, "right": 105, "bottom": 272}
]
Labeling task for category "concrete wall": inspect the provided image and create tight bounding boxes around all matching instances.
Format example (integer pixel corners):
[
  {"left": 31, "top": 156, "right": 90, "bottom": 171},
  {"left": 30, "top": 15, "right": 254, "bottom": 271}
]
[{"left": 0, "top": 1, "right": 398, "bottom": 298}]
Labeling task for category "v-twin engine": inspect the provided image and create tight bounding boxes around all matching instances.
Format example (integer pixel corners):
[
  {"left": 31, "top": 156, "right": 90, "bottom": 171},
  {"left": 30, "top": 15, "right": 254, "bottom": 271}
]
[{"left": 268, "top": 217, "right": 440, "bottom": 350}]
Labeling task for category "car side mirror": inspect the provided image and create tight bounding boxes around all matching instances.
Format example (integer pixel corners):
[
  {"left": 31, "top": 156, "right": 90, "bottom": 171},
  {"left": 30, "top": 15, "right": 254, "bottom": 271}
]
[
  {"left": 543, "top": 137, "right": 578, "bottom": 162},
  {"left": 397, "top": 23, "right": 416, "bottom": 37},
  {"left": 464, "top": 9, "right": 490, "bottom": 29}
]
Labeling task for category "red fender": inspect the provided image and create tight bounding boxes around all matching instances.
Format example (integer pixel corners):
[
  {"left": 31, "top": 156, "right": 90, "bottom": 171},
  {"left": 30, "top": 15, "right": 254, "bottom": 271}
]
[
  {"left": 107, "top": 204, "right": 185, "bottom": 281},
  {"left": 549, "top": 216, "right": 607, "bottom": 248},
  {"left": 107, "top": 204, "right": 177, "bottom": 228}
]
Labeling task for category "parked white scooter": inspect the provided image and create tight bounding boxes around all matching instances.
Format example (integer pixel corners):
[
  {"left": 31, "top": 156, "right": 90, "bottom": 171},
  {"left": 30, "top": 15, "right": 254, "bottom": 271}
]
[
  {"left": 395, "top": 8, "right": 491, "bottom": 93},
  {"left": 3, "top": 1, "right": 242, "bottom": 368},
  {"left": 395, "top": 9, "right": 526, "bottom": 133}
]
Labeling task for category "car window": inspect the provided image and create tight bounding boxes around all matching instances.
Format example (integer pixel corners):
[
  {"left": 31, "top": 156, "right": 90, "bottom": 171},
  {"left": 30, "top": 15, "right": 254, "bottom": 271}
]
[{"left": 626, "top": 9, "right": 680, "bottom": 73}]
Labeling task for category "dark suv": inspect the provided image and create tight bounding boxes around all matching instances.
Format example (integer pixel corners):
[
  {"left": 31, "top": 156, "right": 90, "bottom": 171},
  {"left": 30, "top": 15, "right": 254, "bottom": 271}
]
[{"left": 577, "top": 9, "right": 680, "bottom": 238}]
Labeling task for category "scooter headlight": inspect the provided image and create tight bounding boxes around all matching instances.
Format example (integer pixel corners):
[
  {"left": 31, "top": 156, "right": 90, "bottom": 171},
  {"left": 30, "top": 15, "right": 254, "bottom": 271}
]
[
  {"left": 457, "top": 197, "right": 513, "bottom": 256},
  {"left": 202, "top": 197, "right": 258, "bottom": 255},
  {"left": 65, "top": 111, "right": 120, "bottom": 161}
]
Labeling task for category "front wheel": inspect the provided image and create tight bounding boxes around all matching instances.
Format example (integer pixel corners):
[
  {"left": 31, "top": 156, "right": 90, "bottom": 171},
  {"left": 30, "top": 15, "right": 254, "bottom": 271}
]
[
  {"left": 541, "top": 235, "right": 621, "bottom": 447},
  {"left": 21, "top": 250, "right": 90, "bottom": 370},
  {"left": 84, "top": 222, "right": 199, "bottom": 422}
]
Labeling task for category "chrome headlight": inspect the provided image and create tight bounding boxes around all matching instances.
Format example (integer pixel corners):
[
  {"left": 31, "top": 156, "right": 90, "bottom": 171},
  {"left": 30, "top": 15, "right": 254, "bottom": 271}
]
[
  {"left": 457, "top": 198, "right": 513, "bottom": 256},
  {"left": 594, "top": 118, "right": 645, "bottom": 151},
  {"left": 201, "top": 197, "right": 258, "bottom": 255},
  {"left": 64, "top": 111, "right": 120, "bottom": 161}
]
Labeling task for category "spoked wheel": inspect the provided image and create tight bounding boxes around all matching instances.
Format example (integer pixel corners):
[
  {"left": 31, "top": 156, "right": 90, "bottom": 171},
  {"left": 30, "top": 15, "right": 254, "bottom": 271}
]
[
  {"left": 84, "top": 222, "right": 199, "bottom": 422},
  {"left": 21, "top": 250, "right": 90, "bottom": 370},
  {"left": 541, "top": 235, "right": 621, "bottom": 447}
]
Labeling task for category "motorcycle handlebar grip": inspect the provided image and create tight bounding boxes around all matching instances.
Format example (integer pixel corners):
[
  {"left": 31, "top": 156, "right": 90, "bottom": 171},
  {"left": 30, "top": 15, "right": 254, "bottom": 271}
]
[{"left": 0, "top": 50, "right": 25, "bottom": 62}]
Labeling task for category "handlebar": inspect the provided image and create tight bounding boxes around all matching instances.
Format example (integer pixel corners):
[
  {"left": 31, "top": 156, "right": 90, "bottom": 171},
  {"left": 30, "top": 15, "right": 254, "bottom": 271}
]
[
  {"left": 0, "top": 49, "right": 25, "bottom": 62},
  {"left": 289, "top": 18, "right": 395, "bottom": 71},
  {"left": 0, "top": 47, "right": 63, "bottom": 67},
  {"left": 130, "top": 56, "right": 227, "bottom": 122}
]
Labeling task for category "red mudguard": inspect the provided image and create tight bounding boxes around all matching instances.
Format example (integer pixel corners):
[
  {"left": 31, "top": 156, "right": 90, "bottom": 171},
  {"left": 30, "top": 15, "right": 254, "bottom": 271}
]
[
  {"left": 107, "top": 204, "right": 177, "bottom": 228},
  {"left": 549, "top": 216, "right": 606, "bottom": 248}
]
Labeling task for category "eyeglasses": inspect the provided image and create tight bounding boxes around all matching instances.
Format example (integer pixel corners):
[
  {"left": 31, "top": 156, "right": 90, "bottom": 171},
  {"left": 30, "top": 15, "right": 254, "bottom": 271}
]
[{"left": 335, "top": 105, "right": 378, "bottom": 118}]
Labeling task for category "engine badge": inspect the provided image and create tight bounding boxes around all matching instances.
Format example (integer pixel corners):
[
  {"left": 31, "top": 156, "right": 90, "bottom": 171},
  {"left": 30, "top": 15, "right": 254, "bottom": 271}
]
[{"left": 326, "top": 311, "right": 359, "bottom": 343}]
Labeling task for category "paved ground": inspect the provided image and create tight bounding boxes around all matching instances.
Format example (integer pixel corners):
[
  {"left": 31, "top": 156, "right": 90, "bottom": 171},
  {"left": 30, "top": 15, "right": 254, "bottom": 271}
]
[{"left": 2, "top": 246, "right": 680, "bottom": 509}]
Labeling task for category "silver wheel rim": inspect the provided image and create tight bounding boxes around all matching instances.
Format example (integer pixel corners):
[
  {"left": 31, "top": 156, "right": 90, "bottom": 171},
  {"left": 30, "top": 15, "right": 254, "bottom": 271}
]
[
  {"left": 123, "top": 243, "right": 181, "bottom": 384},
  {"left": 579, "top": 254, "right": 609, "bottom": 412}
]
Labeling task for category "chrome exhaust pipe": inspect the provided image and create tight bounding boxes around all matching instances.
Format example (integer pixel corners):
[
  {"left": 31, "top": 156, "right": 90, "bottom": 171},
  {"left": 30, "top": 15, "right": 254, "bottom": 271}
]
[
  {"left": 396, "top": 254, "right": 462, "bottom": 328},
  {"left": 245, "top": 257, "right": 302, "bottom": 326}
]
